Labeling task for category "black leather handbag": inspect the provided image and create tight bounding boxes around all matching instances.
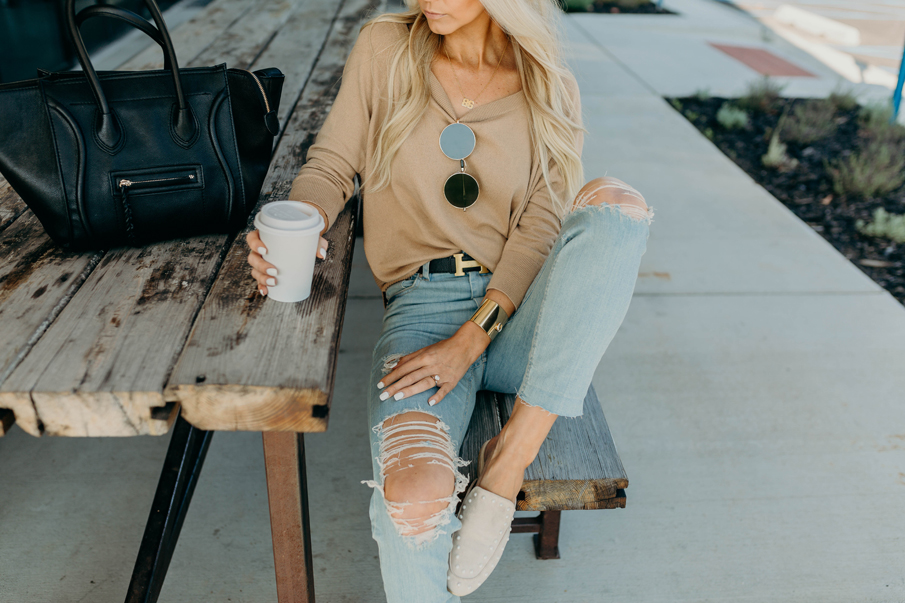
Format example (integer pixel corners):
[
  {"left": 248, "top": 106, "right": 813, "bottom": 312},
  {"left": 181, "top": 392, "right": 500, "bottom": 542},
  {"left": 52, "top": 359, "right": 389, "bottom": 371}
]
[{"left": 0, "top": 0, "right": 285, "bottom": 251}]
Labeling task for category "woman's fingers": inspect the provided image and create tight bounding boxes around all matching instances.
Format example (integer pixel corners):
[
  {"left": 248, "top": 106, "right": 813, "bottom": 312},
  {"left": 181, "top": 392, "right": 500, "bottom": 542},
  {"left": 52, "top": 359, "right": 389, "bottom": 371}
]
[
  {"left": 250, "top": 268, "right": 277, "bottom": 288},
  {"left": 247, "top": 250, "right": 277, "bottom": 275},
  {"left": 428, "top": 383, "right": 454, "bottom": 406},
  {"left": 246, "top": 229, "right": 267, "bottom": 255},
  {"left": 379, "top": 366, "right": 439, "bottom": 400},
  {"left": 388, "top": 377, "right": 440, "bottom": 404},
  {"left": 317, "top": 236, "right": 329, "bottom": 260}
]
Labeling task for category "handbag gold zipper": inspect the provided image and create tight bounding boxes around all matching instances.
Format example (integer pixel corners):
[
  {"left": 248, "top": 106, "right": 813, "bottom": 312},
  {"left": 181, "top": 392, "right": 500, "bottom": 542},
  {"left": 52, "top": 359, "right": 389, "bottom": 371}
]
[
  {"left": 247, "top": 70, "right": 271, "bottom": 113},
  {"left": 119, "top": 174, "right": 195, "bottom": 188}
]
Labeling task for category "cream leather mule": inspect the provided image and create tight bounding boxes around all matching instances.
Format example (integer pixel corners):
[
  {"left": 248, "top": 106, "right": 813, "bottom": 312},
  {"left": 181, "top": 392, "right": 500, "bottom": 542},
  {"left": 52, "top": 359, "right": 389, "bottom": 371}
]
[{"left": 446, "top": 440, "right": 516, "bottom": 596}]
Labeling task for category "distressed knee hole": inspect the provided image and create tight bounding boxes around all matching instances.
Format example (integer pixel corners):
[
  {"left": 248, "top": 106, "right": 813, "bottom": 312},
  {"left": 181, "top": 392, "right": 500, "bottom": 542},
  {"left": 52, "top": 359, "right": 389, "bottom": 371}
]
[
  {"left": 361, "top": 411, "right": 471, "bottom": 548},
  {"left": 572, "top": 176, "right": 654, "bottom": 223}
]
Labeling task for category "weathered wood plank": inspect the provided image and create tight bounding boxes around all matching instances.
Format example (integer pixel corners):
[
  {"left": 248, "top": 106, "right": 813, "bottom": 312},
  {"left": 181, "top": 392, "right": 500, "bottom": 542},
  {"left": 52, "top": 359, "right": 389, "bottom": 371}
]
[
  {"left": 184, "top": 0, "right": 308, "bottom": 73},
  {"left": 0, "top": 237, "right": 223, "bottom": 437},
  {"left": 0, "top": 408, "right": 14, "bottom": 436},
  {"left": 496, "top": 387, "right": 629, "bottom": 511},
  {"left": 165, "top": 200, "right": 357, "bottom": 432},
  {"left": 165, "top": 0, "right": 382, "bottom": 432},
  {"left": 461, "top": 390, "right": 503, "bottom": 487},
  {"left": 0, "top": 211, "right": 104, "bottom": 433},
  {"left": 251, "top": 0, "right": 340, "bottom": 129},
  {"left": 117, "top": 0, "right": 259, "bottom": 71},
  {"left": 0, "top": 0, "right": 354, "bottom": 437},
  {"left": 0, "top": 177, "right": 27, "bottom": 234}
]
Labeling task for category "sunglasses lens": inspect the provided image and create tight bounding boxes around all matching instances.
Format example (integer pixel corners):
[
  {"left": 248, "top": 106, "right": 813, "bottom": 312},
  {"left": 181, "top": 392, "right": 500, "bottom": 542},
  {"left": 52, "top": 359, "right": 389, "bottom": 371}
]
[
  {"left": 444, "top": 172, "right": 479, "bottom": 209},
  {"left": 439, "top": 123, "right": 476, "bottom": 160}
]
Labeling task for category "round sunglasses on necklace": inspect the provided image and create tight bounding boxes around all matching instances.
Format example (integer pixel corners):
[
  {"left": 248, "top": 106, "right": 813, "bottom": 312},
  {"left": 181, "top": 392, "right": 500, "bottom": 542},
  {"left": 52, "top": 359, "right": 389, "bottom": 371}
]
[{"left": 439, "top": 121, "right": 479, "bottom": 210}]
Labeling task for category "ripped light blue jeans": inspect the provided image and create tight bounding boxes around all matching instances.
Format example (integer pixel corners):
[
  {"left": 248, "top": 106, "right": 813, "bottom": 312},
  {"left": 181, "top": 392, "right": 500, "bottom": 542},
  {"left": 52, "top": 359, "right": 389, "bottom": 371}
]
[{"left": 361, "top": 200, "right": 654, "bottom": 602}]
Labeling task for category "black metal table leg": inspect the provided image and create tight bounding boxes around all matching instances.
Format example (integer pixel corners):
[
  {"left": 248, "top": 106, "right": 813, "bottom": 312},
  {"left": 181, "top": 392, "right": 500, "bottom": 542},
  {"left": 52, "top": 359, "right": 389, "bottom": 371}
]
[{"left": 125, "top": 412, "right": 213, "bottom": 603}]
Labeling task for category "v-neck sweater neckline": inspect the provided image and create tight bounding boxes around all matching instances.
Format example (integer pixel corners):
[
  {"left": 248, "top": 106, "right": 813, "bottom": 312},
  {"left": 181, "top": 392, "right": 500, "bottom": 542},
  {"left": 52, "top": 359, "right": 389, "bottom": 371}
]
[{"left": 428, "top": 71, "right": 526, "bottom": 123}]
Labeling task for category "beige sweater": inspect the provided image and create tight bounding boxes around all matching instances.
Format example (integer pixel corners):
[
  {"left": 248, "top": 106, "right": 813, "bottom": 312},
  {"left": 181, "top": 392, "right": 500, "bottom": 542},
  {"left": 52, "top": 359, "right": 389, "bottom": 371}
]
[{"left": 288, "top": 21, "right": 583, "bottom": 309}]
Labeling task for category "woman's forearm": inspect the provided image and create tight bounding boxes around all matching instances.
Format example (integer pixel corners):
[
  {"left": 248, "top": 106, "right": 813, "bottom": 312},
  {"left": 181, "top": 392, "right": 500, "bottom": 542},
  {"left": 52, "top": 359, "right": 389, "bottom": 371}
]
[{"left": 453, "top": 288, "right": 516, "bottom": 363}]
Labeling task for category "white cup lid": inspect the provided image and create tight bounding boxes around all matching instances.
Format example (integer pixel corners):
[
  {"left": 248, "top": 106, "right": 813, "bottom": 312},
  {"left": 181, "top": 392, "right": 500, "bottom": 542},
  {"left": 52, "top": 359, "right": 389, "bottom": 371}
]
[{"left": 258, "top": 201, "right": 323, "bottom": 231}]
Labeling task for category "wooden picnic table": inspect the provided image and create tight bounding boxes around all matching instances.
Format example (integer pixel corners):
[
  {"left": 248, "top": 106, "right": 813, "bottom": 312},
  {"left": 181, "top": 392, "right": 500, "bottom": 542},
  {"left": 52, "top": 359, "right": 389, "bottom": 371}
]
[{"left": 0, "top": 0, "right": 382, "bottom": 600}]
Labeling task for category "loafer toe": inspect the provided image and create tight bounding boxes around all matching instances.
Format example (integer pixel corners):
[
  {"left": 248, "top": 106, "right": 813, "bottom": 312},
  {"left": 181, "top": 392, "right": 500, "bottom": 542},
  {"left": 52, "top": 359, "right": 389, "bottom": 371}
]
[{"left": 446, "top": 485, "right": 515, "bottom": 596}]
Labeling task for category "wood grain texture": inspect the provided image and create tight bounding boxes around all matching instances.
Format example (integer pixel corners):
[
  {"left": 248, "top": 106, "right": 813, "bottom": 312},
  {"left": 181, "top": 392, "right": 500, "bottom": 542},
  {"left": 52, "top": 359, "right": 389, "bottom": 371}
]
[
  {"left": 166, "top": 0, "right": 382, "bottom": 432},
  {"left": 167, "top": 199, "right": 357, "bottom": 432},
  {"left": 118, "top": 0, "right": 259, "bottom": 71},
  {"left": 461, "top": 388, "right": 629, "bottom": 512},
  {"left": 0, "top": 238, "right": 222, "bottom": 436},
  {"left": 0, "top": 177, "right": 27, "bottom": 234},
  {"left": 182, "top": 0, "right": 307, "bottom": 74},
  {"left": 0, "top": 212, "right": 103, "bottom": 423},
  {"left": 460, "top": 390, "right": 502, "bottom": 487},
  {"left": 251, "top": 0, "right": 340, "bottom": 130},
  {"left": 499, "top": 387, "right": 629, "bottom": 510},
  {"left": 0, "top": 0, "right": 351, "bottom": 437}
]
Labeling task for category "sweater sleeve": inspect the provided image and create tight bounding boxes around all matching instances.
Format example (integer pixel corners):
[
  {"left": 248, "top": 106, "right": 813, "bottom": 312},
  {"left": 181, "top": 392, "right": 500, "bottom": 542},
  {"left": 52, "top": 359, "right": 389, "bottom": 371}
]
[
  {"left": 487, "top": 75, "right": 584, "bottom": 310},
  {"left": 287, "top": 22, "right": 394, "bottom": 231}
]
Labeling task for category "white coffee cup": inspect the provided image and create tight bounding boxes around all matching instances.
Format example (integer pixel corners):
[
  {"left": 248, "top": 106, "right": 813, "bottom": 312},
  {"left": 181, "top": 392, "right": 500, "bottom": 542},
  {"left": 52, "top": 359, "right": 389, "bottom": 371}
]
[{"left": 254, "top": 201, "right": 325, "bottom": 303}]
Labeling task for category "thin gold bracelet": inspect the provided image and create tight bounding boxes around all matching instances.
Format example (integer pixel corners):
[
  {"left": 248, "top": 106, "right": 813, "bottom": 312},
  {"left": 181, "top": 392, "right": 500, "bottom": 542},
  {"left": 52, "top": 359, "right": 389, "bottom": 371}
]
[{"left": 469, "top": 299, "right": 509, "bottom": 341}]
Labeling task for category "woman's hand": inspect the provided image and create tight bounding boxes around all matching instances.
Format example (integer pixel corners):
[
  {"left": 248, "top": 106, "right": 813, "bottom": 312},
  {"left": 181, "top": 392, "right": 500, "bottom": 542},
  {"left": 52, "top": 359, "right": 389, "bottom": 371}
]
[
  {"left": 245, "top": 229, "right": 329, "bottom": 296},
  {"left": 378, "top": 322, "right": 490, "bottom": 406}
]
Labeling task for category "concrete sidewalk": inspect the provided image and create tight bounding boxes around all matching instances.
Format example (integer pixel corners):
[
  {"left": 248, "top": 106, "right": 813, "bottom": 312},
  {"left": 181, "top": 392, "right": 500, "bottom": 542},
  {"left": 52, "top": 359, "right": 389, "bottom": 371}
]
[{"left": 1, "top": 2, "right": 904, "bottom": 601}]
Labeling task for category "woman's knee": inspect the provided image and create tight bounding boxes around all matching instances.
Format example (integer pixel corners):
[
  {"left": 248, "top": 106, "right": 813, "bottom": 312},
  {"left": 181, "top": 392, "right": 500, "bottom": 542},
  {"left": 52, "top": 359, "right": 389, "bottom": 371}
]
[
  {"left": 370, "top": 411, "right": 466, "bottom": 542},
  {"left": 572, "top": 176, "right": 649, "bottom": 217}
]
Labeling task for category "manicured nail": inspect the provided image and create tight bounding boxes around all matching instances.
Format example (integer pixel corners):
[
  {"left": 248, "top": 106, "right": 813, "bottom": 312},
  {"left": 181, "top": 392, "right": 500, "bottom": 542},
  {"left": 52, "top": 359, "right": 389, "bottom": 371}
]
[
  {"left": 379, "top": 392, "right": 390, "bottom": 401},
  {"left": 377, "top": 381, "right": 385, "bottom": 389},
  {"left": 266, "top": 268, "right": 278, "bottom": 276},
  {"left": 394, "top": 392, "right": 404, "bottom": 401},
  {"left": 266, "top": 278, "right": 276, "bottom": 286},
  {"left": 259, "top": 288, "right": 267, "bottom": 296},
  {"left": 429, "top": 399, "right": 437, "bottom": 406},
  {"left": 319, "top": 246, "right": 327, "bottom": 258},
  {"left": 258, "top": 246, "right": 267, "bottom": 255}
]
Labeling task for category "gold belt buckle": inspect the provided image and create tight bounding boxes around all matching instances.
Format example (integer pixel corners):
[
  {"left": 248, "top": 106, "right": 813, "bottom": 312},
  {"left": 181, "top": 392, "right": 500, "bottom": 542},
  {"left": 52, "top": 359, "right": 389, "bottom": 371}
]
[{"left": 453, "top": 253, "right": 489, "bottom": 277}]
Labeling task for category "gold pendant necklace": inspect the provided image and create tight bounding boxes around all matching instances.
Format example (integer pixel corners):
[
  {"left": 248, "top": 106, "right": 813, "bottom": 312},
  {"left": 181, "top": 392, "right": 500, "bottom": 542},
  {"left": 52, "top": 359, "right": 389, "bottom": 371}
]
[{"left": 443, "top": 37, "right": 509, "bottom": 109}]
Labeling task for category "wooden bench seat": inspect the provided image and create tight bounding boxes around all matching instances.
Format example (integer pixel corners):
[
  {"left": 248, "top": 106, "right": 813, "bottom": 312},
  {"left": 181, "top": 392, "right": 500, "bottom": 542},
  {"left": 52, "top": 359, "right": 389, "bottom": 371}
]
[{"left": 461, "top": 386, "right": 627, "bottom": 559}]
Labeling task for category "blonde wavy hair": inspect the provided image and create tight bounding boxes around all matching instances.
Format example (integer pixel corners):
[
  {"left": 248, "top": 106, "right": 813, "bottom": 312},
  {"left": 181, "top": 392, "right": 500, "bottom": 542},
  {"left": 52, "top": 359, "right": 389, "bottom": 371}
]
[{"left": 361, "top": 0, "right": 586, "bottom": 222}]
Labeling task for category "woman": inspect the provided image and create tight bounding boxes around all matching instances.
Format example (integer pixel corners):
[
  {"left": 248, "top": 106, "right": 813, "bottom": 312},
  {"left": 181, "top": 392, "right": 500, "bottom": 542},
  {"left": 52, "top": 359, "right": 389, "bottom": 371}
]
[{"left": 246, "top": 0, "right": 653, "bottom": 600}]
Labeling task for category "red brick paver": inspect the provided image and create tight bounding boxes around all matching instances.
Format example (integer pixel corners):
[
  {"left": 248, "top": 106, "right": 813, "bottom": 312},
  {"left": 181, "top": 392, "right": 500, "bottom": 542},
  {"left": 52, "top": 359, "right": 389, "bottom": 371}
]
[{"left": 709, "top": 42, "right": 816, "bottom": 77}]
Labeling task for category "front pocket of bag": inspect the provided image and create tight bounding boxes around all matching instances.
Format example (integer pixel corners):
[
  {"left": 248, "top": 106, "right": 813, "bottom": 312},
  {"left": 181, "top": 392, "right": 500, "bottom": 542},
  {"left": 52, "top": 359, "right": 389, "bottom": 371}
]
[{"left": 110, "top": 165, "right": 205, "bottom": 242}]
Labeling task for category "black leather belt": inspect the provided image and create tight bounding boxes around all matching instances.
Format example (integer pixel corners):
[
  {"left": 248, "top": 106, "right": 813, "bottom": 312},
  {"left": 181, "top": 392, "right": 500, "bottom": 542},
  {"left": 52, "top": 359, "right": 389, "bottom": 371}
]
[{"left": 423, "top": 252, "right": 490, "bottom": 276}]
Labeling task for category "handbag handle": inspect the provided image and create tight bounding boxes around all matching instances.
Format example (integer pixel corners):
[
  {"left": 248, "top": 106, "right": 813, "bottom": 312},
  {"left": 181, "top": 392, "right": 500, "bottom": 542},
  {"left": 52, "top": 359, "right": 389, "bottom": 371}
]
[
  {"left": 74, "top": 5, "right": 172, "bottom": 71},
  {"left": 64, "top": 0, "right": 196, "bottom": 151}
]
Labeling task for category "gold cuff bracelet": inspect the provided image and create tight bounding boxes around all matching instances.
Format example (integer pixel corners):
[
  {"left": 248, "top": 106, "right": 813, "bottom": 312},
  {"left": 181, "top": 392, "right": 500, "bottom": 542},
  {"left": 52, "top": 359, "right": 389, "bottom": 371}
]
[{"left": 469, "top": 299, "right": 509, "bottom": 341}]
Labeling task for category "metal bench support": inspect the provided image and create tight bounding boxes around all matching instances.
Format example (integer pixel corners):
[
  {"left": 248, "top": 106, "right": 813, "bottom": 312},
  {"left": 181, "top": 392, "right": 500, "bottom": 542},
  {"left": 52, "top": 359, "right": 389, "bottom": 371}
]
[{"left": 125, "top": 413, "right": 213, "bottom": 603}]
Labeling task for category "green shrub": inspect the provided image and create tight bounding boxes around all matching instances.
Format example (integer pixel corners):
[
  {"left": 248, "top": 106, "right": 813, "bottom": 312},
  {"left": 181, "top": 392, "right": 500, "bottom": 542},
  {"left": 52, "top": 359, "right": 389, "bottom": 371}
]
[
  {"left": 716, "top": 102, "right": 749, "bottom": 129},
  {"left": 826, "top": 139, "right": 905, "bottom": 198},
  {"left": 828, "top": 86, "right": 858, "bottom": 112},
  {"left": 762, "top": 106, "right": 798, "bottom": 169},
  {"left": 693, "top": 87, "right": 712, "bottom": 101},
  {"left": 859, "top": 100, "right": 905, "bottom": 144},
  {"left": 559, "top": 0, "right": 593, "bottom": 10},
  {"left": 669, "top": 98, "right": 683, "bottom": 112},
  {"left": 737, "top": 76, "right": 786, "bottom": 113},
  {"left": 783, "top": 100, "right": 837, "bottom": 143},
  {"left": 856, "top": 207, "right": 905, "bottom": 243}
]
